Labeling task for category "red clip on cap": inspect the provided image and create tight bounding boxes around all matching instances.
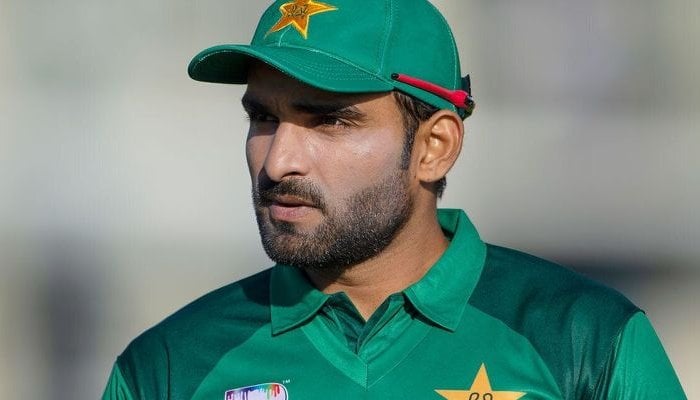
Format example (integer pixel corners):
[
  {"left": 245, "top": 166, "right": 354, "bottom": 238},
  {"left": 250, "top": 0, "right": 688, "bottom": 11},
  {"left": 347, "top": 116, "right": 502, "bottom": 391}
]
[{"left": 391, "top": 73, "right": 475, "bottom": 117}]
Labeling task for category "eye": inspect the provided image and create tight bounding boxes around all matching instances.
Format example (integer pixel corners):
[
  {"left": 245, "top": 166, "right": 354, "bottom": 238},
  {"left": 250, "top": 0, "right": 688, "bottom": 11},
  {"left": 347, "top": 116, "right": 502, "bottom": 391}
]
[
  {"left": 316, "top": 115, "right": 350, "bottom": 128},
  {"left": 246, "top": 111, "right": 278, "bottom": 123}
]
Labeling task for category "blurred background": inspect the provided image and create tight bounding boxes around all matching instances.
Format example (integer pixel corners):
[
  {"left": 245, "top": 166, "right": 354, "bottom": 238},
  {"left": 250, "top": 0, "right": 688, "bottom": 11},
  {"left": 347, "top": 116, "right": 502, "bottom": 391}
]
[{"left": 1, "top": 0, "right": 698, "bottom": 398}]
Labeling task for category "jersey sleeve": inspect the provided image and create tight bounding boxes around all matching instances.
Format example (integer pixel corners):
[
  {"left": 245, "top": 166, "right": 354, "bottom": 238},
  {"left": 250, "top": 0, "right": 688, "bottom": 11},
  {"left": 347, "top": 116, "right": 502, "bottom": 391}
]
[
  {"left": 604, "top": 311, "right": 686, "bottom": 399},
  {"left": 102, "top": 363, "right": 136, "bottom": 400}
]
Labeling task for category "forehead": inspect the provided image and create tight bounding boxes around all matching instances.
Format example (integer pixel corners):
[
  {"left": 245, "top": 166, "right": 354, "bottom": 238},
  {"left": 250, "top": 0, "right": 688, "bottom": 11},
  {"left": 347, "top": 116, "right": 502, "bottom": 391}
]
[{"left": 244, "top": 62, "right": 396, "bottom": 111}]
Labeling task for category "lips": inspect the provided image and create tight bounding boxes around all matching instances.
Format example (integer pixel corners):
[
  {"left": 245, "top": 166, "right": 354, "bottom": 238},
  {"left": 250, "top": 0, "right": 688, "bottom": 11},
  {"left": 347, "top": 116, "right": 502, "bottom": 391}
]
[
  {"left": 271, "top": 194, "right": 316, "bottom": 208},
  {"left": 255, "top": 179, "right": 325, "bottom": 222},
  {"left": 268, "top": 196, "right": 317, "bottom": 222}
]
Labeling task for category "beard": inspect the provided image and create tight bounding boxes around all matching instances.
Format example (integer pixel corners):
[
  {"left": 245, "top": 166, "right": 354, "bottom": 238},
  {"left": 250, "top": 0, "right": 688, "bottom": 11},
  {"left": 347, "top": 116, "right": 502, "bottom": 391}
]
[{"left": 252, "top": 168, "right": 413, "bottom": 272}]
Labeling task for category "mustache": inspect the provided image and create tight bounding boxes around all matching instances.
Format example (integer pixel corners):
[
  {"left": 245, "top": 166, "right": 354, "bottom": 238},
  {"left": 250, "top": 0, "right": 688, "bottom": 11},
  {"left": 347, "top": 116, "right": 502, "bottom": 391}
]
[{"left": 254, "top": 178, "right": 326, "bottom": 210}]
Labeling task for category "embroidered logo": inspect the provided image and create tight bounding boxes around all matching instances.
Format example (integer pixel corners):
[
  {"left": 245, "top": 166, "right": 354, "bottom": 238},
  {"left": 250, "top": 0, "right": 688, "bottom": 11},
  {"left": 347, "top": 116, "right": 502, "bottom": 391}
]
[
  {"left": 435, "top": 364, "right": 526, "bottom": 400},
  {"left": 268, "top": 0, "right": 337, "bottom": 39},
  {"left": 224, "top": 382, "right": 288, "bottom": 400}
]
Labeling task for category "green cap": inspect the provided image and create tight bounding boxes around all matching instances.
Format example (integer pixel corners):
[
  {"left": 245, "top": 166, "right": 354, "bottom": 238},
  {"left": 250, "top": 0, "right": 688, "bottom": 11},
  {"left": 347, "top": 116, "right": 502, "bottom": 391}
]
[{"left": 188, "top": 0, "right": 473, "bottom": 118}]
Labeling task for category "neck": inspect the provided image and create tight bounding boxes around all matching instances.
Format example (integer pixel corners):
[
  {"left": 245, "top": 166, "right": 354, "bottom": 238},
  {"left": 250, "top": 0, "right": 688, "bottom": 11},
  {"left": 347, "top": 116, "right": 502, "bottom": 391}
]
[{"left": 305, "top": 207, "right": 448, "bottom": 320}]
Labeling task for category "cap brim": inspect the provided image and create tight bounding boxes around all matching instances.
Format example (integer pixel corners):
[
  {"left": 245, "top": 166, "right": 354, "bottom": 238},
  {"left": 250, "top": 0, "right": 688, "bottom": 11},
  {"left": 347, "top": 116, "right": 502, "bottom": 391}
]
[{"left": 188, "top": 44, "right": 394, "bottom": 94}]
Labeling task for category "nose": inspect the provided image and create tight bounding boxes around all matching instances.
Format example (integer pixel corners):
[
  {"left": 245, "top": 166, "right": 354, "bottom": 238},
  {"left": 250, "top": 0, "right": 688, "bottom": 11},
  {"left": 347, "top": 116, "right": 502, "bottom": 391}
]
[{"left": 262, "top": 121, "right": 310, "bottom": 182}]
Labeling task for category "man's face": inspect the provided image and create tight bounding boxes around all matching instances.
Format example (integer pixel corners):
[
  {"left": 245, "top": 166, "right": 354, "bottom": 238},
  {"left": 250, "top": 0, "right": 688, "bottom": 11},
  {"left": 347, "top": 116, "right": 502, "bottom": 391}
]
[{"left": 243, "top": 63, "right": 415, "bottom": 272}]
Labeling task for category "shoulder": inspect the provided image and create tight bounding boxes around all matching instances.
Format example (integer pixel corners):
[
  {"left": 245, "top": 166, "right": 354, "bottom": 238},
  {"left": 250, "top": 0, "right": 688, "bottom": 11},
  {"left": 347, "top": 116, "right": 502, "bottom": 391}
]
[
  {"left": 470, "top": 244, "right": 639, "bottom": 324},
  {"left": 115, "top": 268, "right": 273, "bottom": 399},
  {"left": 144, "top": 267, "right": 272, "bottom": 342},
  {"left": 469, "top": 244, "right": 640, "bottom": 399}
]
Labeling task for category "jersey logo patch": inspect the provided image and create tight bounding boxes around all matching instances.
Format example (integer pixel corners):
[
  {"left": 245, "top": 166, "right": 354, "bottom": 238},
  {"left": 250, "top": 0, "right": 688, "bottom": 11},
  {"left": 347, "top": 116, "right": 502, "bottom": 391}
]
[
  {"left": 224, "top": 382, "right": 288, "bottom": 400},
  {"left": 268, "top": 0, "right": 338, "bottom": 39},
  {"left": 435, "top": 364, "right": 526, "bottom": 400}
]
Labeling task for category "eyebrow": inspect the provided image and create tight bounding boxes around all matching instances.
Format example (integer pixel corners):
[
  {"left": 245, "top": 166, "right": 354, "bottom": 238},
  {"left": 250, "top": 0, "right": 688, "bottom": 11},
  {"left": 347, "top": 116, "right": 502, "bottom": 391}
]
[
  {"left": 241, "top": 94, "right": 366, "bottom": 120},
  {"left": 290, "top": 100, "right": 365, "bottom": 121}
]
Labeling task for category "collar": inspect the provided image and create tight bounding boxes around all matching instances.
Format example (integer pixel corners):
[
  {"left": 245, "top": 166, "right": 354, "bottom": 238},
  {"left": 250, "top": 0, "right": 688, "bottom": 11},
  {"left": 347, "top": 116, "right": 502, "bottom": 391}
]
[
  {"left": 270, "top": 263, "right": 328, "bottom": 335},
  {"left": 403, "top": 208, "right": 486, "bottom": 331},
  {"left": 269, "top": 208, "right": 486, "bottom": 334}
]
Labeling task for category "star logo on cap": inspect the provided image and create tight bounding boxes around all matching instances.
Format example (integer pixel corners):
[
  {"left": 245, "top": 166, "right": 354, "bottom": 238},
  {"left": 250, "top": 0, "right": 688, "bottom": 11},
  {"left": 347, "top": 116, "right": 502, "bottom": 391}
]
[
  {"left": 268, "top": 0, "right": 337, "bottom": 39},
  {"left": 435, "top": 364, "right": 526, "bottom": 400}
]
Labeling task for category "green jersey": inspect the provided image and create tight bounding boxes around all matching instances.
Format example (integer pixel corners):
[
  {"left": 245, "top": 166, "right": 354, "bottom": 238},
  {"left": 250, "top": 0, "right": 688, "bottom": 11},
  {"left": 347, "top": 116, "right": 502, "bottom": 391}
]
[{"left": 103, "top": 209, "right": 685, "bottom": 399}]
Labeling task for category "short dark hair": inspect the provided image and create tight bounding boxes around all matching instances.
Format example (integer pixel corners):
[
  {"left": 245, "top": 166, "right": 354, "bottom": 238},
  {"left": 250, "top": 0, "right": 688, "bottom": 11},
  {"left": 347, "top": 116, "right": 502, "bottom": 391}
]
[{"left": 393, "top": 91, "right": 447, "bottom": 198}]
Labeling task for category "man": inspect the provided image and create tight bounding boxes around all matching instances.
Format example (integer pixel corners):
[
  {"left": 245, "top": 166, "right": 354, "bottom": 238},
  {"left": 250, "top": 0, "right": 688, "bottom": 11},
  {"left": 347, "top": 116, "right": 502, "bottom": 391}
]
[{"left": 103, "top": 0, "right": 686, "bottom": 399}]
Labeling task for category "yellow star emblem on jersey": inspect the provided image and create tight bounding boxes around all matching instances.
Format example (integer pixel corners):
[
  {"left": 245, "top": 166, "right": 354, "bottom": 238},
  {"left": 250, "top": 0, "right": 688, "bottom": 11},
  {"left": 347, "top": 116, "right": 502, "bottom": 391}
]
[
  {"left": 268, "top": 0, "right": 338, "bottom": 39},
  {"left": 436, "top": 364, "right": 526, "bottom": 400}
]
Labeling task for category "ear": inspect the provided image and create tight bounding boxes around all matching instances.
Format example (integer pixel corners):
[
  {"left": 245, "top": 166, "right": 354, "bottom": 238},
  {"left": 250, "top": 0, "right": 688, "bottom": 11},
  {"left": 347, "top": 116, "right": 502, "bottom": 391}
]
[{"left": 414, "top": 110, "right": 464, "bottom": 185}]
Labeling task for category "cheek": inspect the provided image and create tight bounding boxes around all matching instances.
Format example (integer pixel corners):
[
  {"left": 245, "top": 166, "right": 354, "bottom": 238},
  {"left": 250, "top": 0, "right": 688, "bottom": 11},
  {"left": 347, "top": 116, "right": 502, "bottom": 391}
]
[
  {"left": 245, "top": 135, "right": 270, "bottom": 178},
  {"left": 324, "top": 127, "right": 405, "bottom": 185},
  {"left": 354, "top": 129, "right": 404, "bottom": 169}
]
